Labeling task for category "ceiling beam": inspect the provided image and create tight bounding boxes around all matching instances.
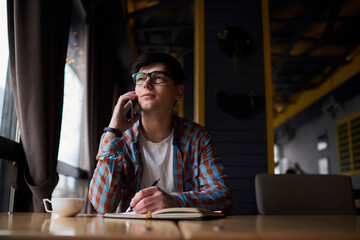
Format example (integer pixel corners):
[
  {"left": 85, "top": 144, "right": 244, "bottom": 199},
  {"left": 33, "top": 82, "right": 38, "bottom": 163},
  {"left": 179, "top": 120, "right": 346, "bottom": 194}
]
[
  {"left": 270, "top": 15, "right": 354, "bottom": 24},
  {"left": 273, "top": 46, "right": 360, "bottom": 128},
  {"left": 136, "top": 43, "right": 192, "bottom": 49},
  {"left": 127, "top": 0, "right": 192, "bottom": 20},
  {"left": 313, "top": 43, "right": 360, "bottom": 89},
  {"left": 172, "top": 1, "right": 192, "bottom": 43},
  {"left": 300, "top": 0, "right": 343, "bottom": 56},
  {"left": 271, "top": 1, "right": 320, "bottom": 80},
  {"left": 271, "top": 36, "right": 354, "bottom": 45},
  {"left": 134, "top": 25, "right": 193, "bottom": 33},
  {"left": 271, "top": 54, "right": 339, "bottom": 63}
]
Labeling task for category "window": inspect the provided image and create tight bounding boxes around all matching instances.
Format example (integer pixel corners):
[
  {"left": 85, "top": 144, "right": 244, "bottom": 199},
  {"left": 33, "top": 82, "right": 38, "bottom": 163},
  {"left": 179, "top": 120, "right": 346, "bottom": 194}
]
[
  {"left": 0, "top": 0, "right": 20, "bottom": 212},
  {"left": 0, "top": 0, "right": 18, "bottom": 141},
  {"left": 0, "top": 0, "right": 8, "bottom": 129},
  {"left": 274, "top": 144, "right": 281, "bottom": 174},
  {"left": 58, "top": 63, "right": 84, "bottom": 168},
  {"left": 336, "top": 111, "right": 360, "bottom": 175},
  {"left": 53, "top": 0, "right": 89, "bottom": 199},
  {"left": 58, "top": 0, "right": 87, "bottom": 169}
]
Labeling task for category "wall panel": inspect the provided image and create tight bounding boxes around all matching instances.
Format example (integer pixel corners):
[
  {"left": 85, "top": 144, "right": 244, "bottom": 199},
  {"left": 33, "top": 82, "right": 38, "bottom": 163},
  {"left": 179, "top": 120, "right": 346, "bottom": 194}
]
[{"left": 204, "top": 0, "right": 268, "bottom": 214}]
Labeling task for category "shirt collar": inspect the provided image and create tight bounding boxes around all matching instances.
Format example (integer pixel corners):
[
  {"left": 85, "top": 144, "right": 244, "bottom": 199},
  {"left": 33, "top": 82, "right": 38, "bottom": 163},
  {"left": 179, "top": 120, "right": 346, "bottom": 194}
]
[{"left": 131, "top": 115, "right": 182, "bottom": 147}]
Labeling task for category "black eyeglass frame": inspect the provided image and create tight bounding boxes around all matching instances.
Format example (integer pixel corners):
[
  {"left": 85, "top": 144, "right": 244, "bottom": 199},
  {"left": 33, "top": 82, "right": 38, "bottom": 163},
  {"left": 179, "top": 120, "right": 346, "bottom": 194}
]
[{"left": 132, "top": 71, "right": 174, "bottom": 85}]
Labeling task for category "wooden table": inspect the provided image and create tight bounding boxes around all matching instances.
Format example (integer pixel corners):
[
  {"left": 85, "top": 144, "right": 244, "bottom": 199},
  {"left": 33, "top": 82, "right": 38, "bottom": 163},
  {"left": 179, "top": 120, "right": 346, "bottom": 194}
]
[
  {"left": 2, "top": 213, "right": 360, "bottom": 240},
  {"left": 178, "top": 215, "right": 360, "bottom": 240},
  {"left": 0, "top": 212, "right": 181, "bottom": 239}
]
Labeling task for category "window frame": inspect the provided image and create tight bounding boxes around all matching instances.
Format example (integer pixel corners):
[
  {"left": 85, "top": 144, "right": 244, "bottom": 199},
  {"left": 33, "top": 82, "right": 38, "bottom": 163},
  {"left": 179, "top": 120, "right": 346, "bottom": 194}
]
[{"left": 336, "top": 111, "right": 360, "bottom": 175}]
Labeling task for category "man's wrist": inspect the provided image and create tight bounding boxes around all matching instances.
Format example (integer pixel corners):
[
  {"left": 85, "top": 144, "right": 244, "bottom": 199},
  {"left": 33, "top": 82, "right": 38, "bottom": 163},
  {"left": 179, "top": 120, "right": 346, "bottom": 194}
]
[
  {"left": 171, "top": 193, "right": 185, "bottom": 207},
  {"left": 103, "top": 127, "right": 122, "bottom": 137}
]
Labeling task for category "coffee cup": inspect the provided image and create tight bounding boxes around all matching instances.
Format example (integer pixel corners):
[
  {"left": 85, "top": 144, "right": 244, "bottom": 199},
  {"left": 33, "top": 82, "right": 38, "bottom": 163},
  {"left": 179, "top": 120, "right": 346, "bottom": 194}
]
[{"left": 43, "top": 198, "right": 85, "bottom": 217}]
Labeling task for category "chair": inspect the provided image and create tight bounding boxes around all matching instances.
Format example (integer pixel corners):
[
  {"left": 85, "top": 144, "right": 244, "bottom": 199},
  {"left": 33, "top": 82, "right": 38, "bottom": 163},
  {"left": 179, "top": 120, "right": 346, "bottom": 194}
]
[{"left": 255, "top": 173, "right": 356, "bottom": 215}]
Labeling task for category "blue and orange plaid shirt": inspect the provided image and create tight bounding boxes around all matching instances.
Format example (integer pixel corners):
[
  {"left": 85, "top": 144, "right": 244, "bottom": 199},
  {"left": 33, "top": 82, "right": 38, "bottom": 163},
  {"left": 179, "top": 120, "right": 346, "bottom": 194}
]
[{"left": 89, "top": 116, "right": 233, "bottom": 213}]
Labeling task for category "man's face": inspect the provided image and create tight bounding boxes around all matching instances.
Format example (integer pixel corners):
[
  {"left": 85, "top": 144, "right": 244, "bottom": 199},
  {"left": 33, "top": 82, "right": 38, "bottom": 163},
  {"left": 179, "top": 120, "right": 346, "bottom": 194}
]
[{"left": 135, "top": 63, "right": 183, "bottom": 114}]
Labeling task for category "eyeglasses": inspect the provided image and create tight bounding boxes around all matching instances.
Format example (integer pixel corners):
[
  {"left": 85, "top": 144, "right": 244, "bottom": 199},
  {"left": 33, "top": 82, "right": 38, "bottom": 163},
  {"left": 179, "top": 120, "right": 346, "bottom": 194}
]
[{"left": 132, "top": 71, "right": 174, "bottom": 85}]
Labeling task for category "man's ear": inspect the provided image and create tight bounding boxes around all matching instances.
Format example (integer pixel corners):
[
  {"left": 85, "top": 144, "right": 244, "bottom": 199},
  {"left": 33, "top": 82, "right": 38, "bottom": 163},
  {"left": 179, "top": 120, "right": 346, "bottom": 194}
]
[{"left": 175, "top": 85, "right": 184, "bottom": 100}]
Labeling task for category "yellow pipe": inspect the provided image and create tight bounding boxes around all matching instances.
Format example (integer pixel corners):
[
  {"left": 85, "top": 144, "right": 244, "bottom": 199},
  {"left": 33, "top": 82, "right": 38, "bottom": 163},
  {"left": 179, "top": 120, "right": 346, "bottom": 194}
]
[
  {"left": 194, "top": 0, "right": 205, "bottom": 126},
  {"left": 176, "top": 56, "right": 185, "bottom": 118},
  {"left": 261, "top": 0, "right": 274, "bottom": 173},
  {"left": 178, "top": 98, "right": 185, "bottom": 118},
  {"left": 124, "top": 0, "right": 139, "bottom": 61}
]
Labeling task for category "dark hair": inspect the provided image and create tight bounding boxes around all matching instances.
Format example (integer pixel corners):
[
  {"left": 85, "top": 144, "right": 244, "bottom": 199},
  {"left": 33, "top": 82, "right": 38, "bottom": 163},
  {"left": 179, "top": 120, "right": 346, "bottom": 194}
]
[{"left": 131, "top": 52, "right": 184, "bottom": 85}]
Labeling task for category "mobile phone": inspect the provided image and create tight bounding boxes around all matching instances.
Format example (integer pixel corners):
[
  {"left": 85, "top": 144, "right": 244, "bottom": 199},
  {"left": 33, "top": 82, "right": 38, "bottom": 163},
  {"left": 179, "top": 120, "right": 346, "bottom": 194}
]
[{"left": 126, "top": 99, "right": 140, "bottom": 120}]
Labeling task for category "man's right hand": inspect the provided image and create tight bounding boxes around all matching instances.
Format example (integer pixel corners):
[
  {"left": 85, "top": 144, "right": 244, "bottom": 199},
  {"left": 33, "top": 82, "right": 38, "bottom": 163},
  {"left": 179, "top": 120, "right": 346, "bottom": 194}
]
[
  {"left": 129, "top": 186, "right": 181, "bottom": 214},
  {"left": 108, "top": 91, "right": 141, "bottom": 133}
]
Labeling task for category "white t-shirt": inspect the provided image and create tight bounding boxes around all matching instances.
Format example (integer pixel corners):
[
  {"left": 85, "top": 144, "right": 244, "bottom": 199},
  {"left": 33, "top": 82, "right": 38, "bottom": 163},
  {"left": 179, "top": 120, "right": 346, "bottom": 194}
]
[{"left": 138, "top": 129, "right": 175, "bottom": 193}]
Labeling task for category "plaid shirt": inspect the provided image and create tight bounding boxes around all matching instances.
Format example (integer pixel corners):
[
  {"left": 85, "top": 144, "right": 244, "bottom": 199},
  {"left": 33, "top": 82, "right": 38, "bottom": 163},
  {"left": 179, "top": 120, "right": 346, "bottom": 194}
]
[{"left": 89, "top": 116, "right": 233, "bottom": 213}]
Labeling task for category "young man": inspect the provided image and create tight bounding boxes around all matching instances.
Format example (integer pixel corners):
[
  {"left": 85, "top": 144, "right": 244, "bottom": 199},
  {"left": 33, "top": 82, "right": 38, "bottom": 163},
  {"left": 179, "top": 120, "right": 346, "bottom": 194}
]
[{"left": 89, "top": 52, "right": 233, "bottom": 214}]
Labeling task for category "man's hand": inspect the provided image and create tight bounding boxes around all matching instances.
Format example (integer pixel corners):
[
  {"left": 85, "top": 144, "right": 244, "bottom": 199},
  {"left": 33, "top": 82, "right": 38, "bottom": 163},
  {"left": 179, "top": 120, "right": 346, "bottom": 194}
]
[
  {"left": 108, "top": 91, "right": 141, "bottom": 133},
  {"left": 130, "top": 186, "right": 181, "bottom": 214}
]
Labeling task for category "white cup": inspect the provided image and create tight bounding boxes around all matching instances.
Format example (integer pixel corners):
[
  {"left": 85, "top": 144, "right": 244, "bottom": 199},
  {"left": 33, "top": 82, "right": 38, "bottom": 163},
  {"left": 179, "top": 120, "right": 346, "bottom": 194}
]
[{"left": 43, "top": 198, "right": 85, "bottom": 217}]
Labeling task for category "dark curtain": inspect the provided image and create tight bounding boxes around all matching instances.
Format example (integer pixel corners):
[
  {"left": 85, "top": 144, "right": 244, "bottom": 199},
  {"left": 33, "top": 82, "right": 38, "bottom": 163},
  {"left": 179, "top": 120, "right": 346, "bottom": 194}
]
[
  {"left": 7, "top": 0, "right": 73, "bottom": 212},
  {"left": 84, "top": 1, "right": 133, "bottom": 213},
  {"left": 87, "top": 0, "right": 126, "bottom": 173}
]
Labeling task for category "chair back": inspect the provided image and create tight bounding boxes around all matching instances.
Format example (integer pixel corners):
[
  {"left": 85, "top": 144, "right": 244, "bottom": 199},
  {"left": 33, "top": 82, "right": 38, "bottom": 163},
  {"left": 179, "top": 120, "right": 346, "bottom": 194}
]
[{"left": 255, "top": 173, "right": 356, "bottom": 215}]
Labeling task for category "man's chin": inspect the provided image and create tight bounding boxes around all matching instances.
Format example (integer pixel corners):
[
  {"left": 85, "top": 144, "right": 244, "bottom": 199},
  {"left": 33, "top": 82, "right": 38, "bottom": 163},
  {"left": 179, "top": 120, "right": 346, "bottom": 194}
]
[{"left": 139, "top": 106, "right": 155, "bottom": 113}]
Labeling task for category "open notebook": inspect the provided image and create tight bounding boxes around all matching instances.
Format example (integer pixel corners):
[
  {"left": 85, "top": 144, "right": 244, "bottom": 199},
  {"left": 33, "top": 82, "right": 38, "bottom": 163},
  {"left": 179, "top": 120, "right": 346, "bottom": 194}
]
[{"left": 103, "top": 207, "right": 225, "bottom": 220}]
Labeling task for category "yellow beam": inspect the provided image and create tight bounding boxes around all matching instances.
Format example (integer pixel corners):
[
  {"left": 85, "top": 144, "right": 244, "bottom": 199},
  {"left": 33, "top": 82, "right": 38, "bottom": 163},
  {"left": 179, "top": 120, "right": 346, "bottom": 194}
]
[
  {"left": 124, "top": 0, "right": 139, "bottom": 61},
  {"left": 262, "top": 0, "right": 274, "bottom": 173},
  {"left": 194, "top": 0, "right": 205, "bottom": 126},
  {"left": 274, "top": 51, "right": 360, "bottom": 128},
  {"left": 176, "top": 56, "right": 185, "bottom": 118},
  {"left": 178, "top": 97, "right": 184, "bottom": 118}
]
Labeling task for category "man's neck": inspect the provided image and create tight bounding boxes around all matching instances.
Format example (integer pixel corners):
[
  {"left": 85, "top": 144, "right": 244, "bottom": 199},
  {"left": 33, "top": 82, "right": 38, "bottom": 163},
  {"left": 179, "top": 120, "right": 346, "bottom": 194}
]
[{"left": 140, "top": 111, "right": 174, "bottom": 143}]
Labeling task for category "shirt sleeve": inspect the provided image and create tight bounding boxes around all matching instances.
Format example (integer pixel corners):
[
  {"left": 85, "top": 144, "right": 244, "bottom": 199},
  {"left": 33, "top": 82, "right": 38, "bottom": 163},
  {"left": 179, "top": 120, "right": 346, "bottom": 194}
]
[
  {"left": 171, "top": 130, "right": 233, "bottom": 212},
  {"left": 88, "top": 133, "right": 134, "bottom": 213}
]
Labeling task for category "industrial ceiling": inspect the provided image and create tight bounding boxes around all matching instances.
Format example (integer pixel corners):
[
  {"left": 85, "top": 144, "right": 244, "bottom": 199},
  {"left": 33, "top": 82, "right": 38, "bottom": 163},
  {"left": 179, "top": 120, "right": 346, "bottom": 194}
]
[{"left": 124, "top": 0, "right": 360, "bottom": 119}]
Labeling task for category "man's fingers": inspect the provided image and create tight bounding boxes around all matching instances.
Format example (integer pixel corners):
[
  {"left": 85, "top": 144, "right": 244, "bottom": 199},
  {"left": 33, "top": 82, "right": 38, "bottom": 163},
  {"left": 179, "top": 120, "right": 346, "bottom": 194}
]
[
  {"left": 134, "top": 201, "right": 158, "bottom": 214},
  {"left": 109, "top": 91, "right": 138, "bottom": 131},
  {"left": 113, "top": 92, "right": 136, "bottom": 115},
  {"left": 122, "top": 100, "right": 131, "bottom": 113},
  {"left": 130, "top": 187, "right": 159, "bottom": 208},
  {"left": 133, "top": 192, "right": 163, "bottom": 214},
  {"left": 118, "top": 92, "right": 137, "bottom": 107},
  {"left": 129, "top": 187, "right": 181, "bottom": 214}
]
